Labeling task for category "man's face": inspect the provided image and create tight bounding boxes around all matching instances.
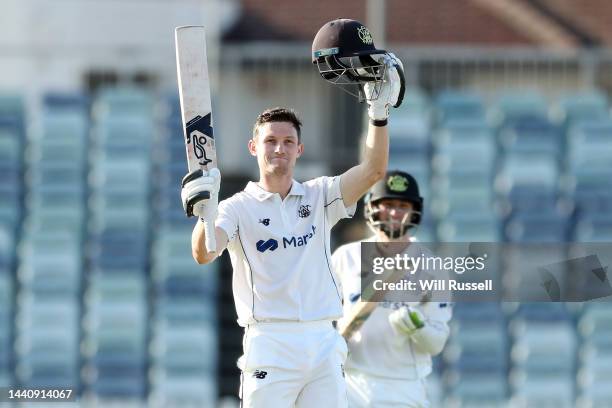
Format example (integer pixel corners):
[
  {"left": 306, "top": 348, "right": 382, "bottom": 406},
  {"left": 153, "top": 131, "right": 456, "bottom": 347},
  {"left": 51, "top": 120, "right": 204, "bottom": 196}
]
[
  {"left": 249, "top": 121, "right": 303, "bottom": 177},
  {"left": 373, "top": 198, "right": 415, "bottom": 240},
  {"left": 375, "top": 199, "right": 414, "bottom": 222}
]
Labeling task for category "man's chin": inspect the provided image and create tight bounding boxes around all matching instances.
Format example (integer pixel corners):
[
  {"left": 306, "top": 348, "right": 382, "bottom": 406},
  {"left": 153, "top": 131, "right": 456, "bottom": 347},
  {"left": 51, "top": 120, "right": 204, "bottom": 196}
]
[{"left": 267, "top": 164, "right": 291, "bottom": 176}]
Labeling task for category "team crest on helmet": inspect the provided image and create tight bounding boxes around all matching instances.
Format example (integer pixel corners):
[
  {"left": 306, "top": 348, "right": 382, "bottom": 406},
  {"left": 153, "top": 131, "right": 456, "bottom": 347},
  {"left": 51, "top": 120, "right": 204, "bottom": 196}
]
[
  {"left": 387, "top": 175, "right": 409, "bottom": 192},
  {"left": 357, "top": 26, "right": 373, "bottom": 45}
]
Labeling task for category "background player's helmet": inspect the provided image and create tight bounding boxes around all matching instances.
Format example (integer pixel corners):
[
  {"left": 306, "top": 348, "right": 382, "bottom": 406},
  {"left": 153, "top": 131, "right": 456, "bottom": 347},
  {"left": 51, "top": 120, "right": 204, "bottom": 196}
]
[
  {"left": 312, "top": 18, "right": 388, "bottom": 101},
  {"left": 364, "top": 170, "right": 423, "bottom": 239}
]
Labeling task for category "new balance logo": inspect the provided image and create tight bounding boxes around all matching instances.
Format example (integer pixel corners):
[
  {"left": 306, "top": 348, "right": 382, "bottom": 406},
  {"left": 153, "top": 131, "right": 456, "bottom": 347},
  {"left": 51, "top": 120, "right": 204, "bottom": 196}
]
[
  {"left": 256, "top": 239, "right": 278, "bottom": 252},
  {"left": 253, "top": 370, "right": 267, "bottom": 379},
  {"left": 259, "top": 218, "right": 270, "bottom": 226}
]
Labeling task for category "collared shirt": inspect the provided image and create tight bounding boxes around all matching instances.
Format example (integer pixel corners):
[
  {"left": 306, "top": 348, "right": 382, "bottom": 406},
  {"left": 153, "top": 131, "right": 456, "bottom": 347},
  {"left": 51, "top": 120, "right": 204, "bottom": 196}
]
[
  {"left": 216, "top": 176, "right": 356, "bottom": 327},
  {"left": 332, "top": 237, "right": 452, "bottom": 380}
]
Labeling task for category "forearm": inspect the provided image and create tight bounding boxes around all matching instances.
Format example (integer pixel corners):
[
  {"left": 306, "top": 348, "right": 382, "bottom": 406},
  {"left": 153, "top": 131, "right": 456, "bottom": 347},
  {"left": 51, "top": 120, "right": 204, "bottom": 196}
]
[
  {"left": 192, "top": 220, "right": 215, "bottom": 264},
  {"left": 338, "top": 122, "right": 389, "bottom": 206},
  {"left": 361, "top": 121, "right": 389, "bottom": 180}
]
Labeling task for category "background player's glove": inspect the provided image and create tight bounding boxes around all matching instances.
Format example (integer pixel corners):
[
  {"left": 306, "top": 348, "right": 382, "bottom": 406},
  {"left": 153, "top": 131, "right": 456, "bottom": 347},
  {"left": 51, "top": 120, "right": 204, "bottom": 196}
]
[
  {"left": 181, "top": 168, "right": 221, "bottom": 220},
  {"left": 364, "top": 52, "right": 405, "bottom": 120},
  {"left": 389, "top": 306, "right": 425, "bottom": 336}
]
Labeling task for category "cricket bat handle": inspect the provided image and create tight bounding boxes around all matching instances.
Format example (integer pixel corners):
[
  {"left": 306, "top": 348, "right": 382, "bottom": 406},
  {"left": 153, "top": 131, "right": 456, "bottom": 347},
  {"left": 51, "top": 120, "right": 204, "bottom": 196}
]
[
  {"left": 189, "top": 189, "right": 217, "bottom": 253},
  {"left": 203, "top": 218, "right": 217, "bottom": 253},
  {"left": 185, "top": 190, "right": 217, "bottom": 253}
]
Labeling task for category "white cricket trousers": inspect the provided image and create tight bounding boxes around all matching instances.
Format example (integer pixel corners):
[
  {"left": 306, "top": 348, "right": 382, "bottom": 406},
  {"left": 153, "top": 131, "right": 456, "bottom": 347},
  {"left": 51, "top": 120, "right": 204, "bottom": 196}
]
[
  {"left": 346, "top": 370, "right": 429, "bottom": 408},
  {"left": 238, "top": 320, "right": 348, "bottom": 408}
]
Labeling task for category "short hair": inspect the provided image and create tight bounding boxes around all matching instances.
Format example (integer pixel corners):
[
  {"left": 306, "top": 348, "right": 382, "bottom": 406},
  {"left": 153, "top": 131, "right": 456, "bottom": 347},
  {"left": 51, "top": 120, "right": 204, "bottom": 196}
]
[{"left": 252, "top": 107, "right": 302, "bottom": 141}]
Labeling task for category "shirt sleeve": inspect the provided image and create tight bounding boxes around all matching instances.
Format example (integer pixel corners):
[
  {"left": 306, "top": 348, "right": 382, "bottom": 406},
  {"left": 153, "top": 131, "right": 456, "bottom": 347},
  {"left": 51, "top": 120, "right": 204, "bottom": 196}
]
[
  {"left": 216, "top": 197, "right": 239, "bottom": 246},
  {"left": 323, "top": 175, "right": 357, "bottom": 227}
]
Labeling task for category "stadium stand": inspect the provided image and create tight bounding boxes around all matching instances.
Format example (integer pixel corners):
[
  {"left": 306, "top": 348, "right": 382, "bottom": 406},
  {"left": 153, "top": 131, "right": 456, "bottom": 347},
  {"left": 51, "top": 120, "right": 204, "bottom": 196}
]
[
  {"left": 0, "top": 85, "right": 611, "bottom": 406},
  {"left": 148, "top": 95, "right": 219, "bottom": 406}
]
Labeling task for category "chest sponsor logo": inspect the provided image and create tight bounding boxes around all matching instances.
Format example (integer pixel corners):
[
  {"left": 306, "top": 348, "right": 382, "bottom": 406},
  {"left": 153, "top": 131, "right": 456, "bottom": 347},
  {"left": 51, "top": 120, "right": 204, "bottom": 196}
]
[
  {"left": 282, "top": 225, "right": 316, "bottom": 248},
  {"left": 256, "top": 226, "right": 317, "bottom": 252},
  {"left": 256, "top": 239, "right": 278, "bottom": 252}
]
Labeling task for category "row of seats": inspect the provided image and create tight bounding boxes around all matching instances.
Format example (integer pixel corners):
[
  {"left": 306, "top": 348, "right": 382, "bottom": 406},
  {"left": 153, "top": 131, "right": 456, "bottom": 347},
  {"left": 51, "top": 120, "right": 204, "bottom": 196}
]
[
  {"left": 1, "top": 87, "right": 611, "bottom": 406},
  {"left": 425, "top": 302, "right": 612, "bottom": 407},
  {"left": 148, "top": 97, "right": 218, "bottom": 406},
  {"left": 0, "top": 90, "right": 219, "bottom": 404},
  {"left": 391, "top": 90, "right": 612, "bottom": 243},
  {"left": 0, "top": 94, "right": 25, "bottom": 390}
]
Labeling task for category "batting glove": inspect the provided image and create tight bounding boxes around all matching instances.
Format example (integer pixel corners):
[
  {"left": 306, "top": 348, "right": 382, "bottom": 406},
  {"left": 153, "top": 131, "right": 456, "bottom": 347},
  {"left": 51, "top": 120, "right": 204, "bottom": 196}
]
[
  {"left": 389, "top": 306, "right": 425, "bottom": 337},
  {"left": 181, "top": 168, "right": 220, "bottom": 220},
  {"left": 364, "top": 52, "right": 406, "bottom": 120}
]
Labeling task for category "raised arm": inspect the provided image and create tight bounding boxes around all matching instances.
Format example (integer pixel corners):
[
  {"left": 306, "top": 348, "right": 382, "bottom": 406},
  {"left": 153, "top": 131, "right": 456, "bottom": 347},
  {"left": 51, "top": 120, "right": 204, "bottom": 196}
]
[
  {"left": 192, "top": 222, "right": 228, "bottom": 264},
  {"left": 340, "top": 123, "right": 388, "bottom": 207},
  {"left": 181, "top": 167, "right": 227, "bottom": 264},
  {"left": 340, "top": 53, "right": 405, "bottom": 207}
]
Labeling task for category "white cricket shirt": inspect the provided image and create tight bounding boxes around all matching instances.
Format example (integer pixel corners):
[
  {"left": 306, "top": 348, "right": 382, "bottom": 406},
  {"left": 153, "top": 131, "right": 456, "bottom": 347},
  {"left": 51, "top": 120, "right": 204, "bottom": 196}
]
[
  {"left": 216, "top": 176, "right": 356, "bottom": 327},
  {"left": 332, "top": 238, "right": 452, "bottom": 380}
]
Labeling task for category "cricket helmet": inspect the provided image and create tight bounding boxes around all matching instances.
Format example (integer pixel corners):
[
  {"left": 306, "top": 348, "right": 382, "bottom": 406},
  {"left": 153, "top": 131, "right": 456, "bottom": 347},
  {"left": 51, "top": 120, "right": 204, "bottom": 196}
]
[
  {"left": 364, "top": 170, "right": 423, "bottom": 238},
  {"left": 312, "top": 19, "right": 392, "bottom": 101}
]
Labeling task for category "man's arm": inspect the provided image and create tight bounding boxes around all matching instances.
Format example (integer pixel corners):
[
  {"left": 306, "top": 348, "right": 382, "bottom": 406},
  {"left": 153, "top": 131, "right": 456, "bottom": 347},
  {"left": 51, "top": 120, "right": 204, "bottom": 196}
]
[
  {"left": 340, "top": 123, "right": 388, "bottom": 207},
  {"left": 389, "top": 302, "right": 452, "bottom": 356},
  {"left": 192, "top": 222, "right": 229, "bottom": 264},
  {"left": 339, "top": 54, "right": 404, "bottom": 207}
]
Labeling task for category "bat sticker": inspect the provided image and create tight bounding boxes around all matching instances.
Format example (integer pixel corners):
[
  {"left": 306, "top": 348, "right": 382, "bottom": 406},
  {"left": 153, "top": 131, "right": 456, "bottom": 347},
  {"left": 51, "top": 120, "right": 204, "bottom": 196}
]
[{"left": 186, "top": 114, "right": 214, "bottom": 166}]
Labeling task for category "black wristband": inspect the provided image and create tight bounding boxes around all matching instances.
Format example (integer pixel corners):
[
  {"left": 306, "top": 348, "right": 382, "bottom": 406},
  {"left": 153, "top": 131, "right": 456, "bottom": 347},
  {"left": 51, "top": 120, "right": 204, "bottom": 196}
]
[{"left": 370, "top": 118, "right": 388, "bottom": 127}]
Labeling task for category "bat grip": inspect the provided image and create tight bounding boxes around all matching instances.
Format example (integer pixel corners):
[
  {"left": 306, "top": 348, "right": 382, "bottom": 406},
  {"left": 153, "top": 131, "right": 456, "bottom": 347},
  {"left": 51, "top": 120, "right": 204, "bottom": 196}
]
[
  {"left": 186, "top": 191, "right": 217, "bottom": 253},
  {"left": 203, "top": 218, "right": 217, "bottom": 253}
]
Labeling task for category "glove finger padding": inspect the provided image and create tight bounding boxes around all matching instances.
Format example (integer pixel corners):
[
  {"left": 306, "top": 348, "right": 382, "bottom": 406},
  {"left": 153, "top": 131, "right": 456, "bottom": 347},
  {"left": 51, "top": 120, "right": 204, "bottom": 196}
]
[
  {"left": 389, "top": 307, "right": 425, "bottom": 336},
  {"left": 383, "top": 52, "right": 405, "bottom": 108},
  {"left": 180, "top": 168, "right": 221, "bottom": 218},
  {"left": 363, "top": 52, "right": 405, "bottom": 119}
]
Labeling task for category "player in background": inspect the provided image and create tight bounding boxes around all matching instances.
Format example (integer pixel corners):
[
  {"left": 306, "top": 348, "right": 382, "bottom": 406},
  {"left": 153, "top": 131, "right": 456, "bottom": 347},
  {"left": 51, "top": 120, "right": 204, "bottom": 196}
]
[
  {"left": 180, "top": 19, "right": 405, "bottom": 408},
  {"left": 332, "top": 170, "right": 452, "bottom": 408}
]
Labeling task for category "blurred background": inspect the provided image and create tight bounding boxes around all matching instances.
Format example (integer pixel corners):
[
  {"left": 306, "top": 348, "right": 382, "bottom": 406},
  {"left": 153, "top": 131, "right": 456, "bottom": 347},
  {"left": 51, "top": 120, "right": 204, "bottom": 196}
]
[{"left": 1, "top": 0, "right": 612, "bottom": 406}]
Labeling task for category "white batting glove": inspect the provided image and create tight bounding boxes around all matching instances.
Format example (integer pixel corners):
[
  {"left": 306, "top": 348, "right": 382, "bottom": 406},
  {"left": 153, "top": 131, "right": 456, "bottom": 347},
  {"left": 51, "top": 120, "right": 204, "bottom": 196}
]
[
  {"left": 389, "top": 306, "right": 425, "bottom": 336},
  {"left": 181, "top": 168, "right": 220, "bottom": 220},
  {"left": 364, "top": 52, "right": 405, "bottom": 120}
]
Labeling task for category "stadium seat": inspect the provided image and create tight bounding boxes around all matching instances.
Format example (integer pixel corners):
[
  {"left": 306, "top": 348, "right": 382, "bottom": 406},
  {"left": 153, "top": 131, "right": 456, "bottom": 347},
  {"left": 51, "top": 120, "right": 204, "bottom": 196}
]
[
  {"left": 435, "top": 90, "right": 486, "bottom": 123},
  {"left": 496, "top": 90, "right": 548, "bottom": 123},
  {"left": 433, "top": 119, "right": 495, "bottom": 174},
  {"left": 574, "top": 214, "right": 612, "bottom": 241},
  {"left": 94, "top": 88, "right": 154, "bottom": 117},
  {"left": 437, "top": 213, "right": 501, "bottom": 242},
  {"left": 497, "top": 156, "right": 559, "bottom": 195},
  {"left": 499, "top": 116, "right": 562, "bottom": 159},
  {"left": 446, "top": 321, "right": 508, "bottom": 374},
  {"left": 505, "top": 212, "right": 569, "bottom": 242},
  {"left": 448, "top": 374, "right": 508, "bottom": 404},
  {"left": 150, "top": 375, "right": 216, "bottom": 407},
  {"left": 569, "top": 120, "right": 612, "bottom": 172},
  {"left": 556, "top": 91, "right": 608, "bottom": 126}
]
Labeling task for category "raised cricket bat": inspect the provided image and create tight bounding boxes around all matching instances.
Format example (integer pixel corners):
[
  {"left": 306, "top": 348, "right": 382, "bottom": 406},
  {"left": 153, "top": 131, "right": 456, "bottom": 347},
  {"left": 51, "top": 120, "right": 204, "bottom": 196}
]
[{"left": 175, "top": 25, "right": 217, "bottom": 252}]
